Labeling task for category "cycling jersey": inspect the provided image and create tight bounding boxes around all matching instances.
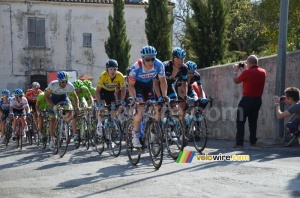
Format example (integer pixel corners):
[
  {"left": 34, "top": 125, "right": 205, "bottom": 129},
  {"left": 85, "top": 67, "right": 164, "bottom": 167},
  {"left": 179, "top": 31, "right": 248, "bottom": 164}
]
[
  {"left": 25, "top": 88, "right": 43, "bottom": 103},
  {"left": 10, "top": 96, "right": 29, "bottom": 110},
  {"left": 189, "top": 71, "right": 201, "bottom": 85},
  {"left": 97, "top": 71, "right": 125, "bottom": 91},
  {"left": 129, "top": 59, "right": 165, "bottom": 83},
  {"left": 0, "top": 97, "right": 12, "bottom": 111},
  {"left": 46, "top": 80, "right": 75, "bottom": 95},
  {"left": 69, "top": 86, "right": 91, "bottom": 106},
  {"left": 36, "top": 92, "right": 50, "bottom": 111},
  {"left": 89, "top": 87, "right": 96, "bottom": 98}
]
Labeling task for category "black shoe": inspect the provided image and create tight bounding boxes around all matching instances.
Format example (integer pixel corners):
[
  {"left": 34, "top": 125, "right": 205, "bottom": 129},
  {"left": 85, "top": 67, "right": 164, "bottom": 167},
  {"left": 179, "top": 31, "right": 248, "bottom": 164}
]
[{"left": 232, "top": 144, "right": 243, "bottom": 148}]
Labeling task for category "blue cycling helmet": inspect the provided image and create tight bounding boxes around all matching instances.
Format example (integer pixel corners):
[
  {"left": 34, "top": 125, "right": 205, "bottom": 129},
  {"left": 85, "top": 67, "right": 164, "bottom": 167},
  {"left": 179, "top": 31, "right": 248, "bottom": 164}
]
[
  {"left": 140, "top": 46, "right": 157, "bottom": 57},
  {"left": 106, "top": 59, "right": 118, "bottom": 68},
  {"left": 186, "top": 61, "right": 197, "bottom": 71},
  {"left": 13, "top": 88, "right": 24, "bottom": 97},
  {"left": 172, "top": 47, "right": 186, "bottom": 59},
  {"left": 57, "top": 71, "right": 70, "bottom": 81},
  {"left": 2, "top": 89, "right": 10, "bottom": 96}
]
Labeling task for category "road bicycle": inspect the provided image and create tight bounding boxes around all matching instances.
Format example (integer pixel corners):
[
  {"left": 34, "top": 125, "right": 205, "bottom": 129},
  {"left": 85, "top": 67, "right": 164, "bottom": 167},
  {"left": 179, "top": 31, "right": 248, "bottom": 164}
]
[
  {"left": 125, "top": 100, "right": 164, "bottom": 169},
  {"left": 53, "top": 106, "right": 71, "bottom": 157},
  {"left": 3, "top": 116, "right": 13, "bottom": 147},
  {"left": 94, "top": 103, "right": 122, "bottom": 157},
  {"left": 26, "top": 113, "right": 39, "bottom": 146},
  {"left": 161, "top": 99, "right": 186, "bottom": 160},
  {"left": 39, "top": 110, "right": 50, "bottom": 149},
  {"left": 185, "top": 97, "right": 213, "bottom": 153}
]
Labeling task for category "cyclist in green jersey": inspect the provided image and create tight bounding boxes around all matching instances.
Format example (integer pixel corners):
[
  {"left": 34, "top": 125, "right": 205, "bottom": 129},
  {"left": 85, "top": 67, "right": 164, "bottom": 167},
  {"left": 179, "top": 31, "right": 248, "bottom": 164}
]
[
  {"left": 35, "top": 91, "right": 49, "bottom": 141},
  {"left": 69, "top": 80, "right": 94, "bottom": 143},
  {"left": 83, "top": 79, "right": 96, "bottom": 101}
]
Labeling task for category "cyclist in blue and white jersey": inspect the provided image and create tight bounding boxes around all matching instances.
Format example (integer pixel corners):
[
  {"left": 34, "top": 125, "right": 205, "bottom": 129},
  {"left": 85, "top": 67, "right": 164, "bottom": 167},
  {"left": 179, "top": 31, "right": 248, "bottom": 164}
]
[
  {"left": 9, "top": 89, "right": 30, "bottom": 140},
  {"left": 128, "top": 45, "right": 168, "bottom": 147},
  {"left": 0, "top": 89, "right": 12, "bottom": 139},
  {"left": 45, "top": 71, "right": 79, "bottom": 150}
]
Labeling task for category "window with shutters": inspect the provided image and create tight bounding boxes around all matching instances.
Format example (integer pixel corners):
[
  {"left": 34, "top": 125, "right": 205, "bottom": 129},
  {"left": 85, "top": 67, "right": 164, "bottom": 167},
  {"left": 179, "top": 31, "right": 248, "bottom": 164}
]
[
  {"left": 83, "top": 33, "right": 92, "bottom": 47},
  {"left": 28, "top": 17, "right": 46, "bottom": 48}
]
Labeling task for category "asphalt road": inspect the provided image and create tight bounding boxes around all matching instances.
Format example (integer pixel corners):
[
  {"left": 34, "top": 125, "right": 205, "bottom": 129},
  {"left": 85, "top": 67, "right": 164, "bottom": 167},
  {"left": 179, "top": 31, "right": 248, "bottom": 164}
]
[{"left": 0, "top": 138, "right": 299, "bottom": 198}]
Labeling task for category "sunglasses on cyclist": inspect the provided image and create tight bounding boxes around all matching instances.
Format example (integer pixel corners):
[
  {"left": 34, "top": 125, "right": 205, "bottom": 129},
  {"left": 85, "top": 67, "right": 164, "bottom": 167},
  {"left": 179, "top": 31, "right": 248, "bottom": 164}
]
[
  {"left": 60, "top": 80, "right": 68, "bottom": 84},
  {"left": 188, "top": 71, "right": 195, "bottom": 74},
  {"left": 143, "top": 57, "right": 155, "bottom": 62},
  {"left": 108, "top": 68, "right": 117, "bottom": 71}
]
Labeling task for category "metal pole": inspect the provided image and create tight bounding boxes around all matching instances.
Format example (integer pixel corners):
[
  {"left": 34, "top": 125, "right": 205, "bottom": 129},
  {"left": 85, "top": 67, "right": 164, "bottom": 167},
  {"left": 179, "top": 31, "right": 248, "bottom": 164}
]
[{"left": 275, "top": 0, "right": 289, "bottom": 138}]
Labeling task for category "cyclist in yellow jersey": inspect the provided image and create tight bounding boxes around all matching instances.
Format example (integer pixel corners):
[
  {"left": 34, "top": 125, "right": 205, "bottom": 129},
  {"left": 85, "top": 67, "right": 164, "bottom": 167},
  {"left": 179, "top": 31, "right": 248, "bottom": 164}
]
[{"left": 95, "top": 59, "right": 126, "bottom": 136}]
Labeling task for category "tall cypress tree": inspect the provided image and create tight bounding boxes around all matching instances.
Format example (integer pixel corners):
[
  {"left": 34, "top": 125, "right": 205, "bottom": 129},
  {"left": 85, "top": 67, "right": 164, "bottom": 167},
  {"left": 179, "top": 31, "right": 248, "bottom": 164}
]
[
  {"left": 145, "top": 0, "right": 173, "bottom": 61},
  {"left": 105, "top": 0, "right": 131, "bottom": 74},
  {"left": 184, "top": 0, "right": 228, "bottom": 68}
]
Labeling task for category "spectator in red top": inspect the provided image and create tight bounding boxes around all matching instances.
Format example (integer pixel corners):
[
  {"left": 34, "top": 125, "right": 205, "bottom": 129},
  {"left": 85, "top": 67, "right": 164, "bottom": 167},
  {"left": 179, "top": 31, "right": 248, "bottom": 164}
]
[
  {"left": 232, "top": 55, "right": 266, "bottom": 148},
  {"left": 25, "top": 82, "right": 43, "bottom": 124}
]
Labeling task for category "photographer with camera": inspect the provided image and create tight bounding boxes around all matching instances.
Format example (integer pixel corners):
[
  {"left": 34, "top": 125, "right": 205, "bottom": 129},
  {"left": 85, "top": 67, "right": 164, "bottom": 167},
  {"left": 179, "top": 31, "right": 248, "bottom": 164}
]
[
  {"left": 274, "top": 87, "right": 300, "bottom": 142},
  {"left": 232, "top": 55, "right": 266, "bottom": 148}
]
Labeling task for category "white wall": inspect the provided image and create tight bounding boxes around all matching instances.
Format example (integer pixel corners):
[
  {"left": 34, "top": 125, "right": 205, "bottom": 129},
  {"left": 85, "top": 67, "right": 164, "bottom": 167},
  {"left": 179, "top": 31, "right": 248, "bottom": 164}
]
[{"left": 0, "top": 1, "right": 149, "bottom": 91}]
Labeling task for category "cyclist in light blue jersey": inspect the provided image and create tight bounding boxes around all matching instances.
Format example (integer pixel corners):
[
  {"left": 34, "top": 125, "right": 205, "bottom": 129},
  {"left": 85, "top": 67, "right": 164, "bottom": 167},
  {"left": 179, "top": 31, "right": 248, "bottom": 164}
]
[{"left": 128, "top": 45, "right": 168, "bottom": 148}]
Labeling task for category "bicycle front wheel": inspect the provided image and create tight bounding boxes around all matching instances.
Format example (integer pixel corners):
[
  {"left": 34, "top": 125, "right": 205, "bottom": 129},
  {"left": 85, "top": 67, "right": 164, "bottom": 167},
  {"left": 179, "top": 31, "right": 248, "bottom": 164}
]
[
  {"left": 147, "top": 120, "right": 163, "bottom": 169},
  {"left": 57, "top": 120, "right": 70, "bottom": 158},
  {"left": 191, "top": 117, "right": 208, "bottom": 153},
  {"left": 125, "top": 118, "right": 141, "bottom": 165},
  {"left": 164, "top": 116, "right": 185, "bottom": 160},
  {"left": 110, "top": 121, "right": 122, "bottom": 157}
]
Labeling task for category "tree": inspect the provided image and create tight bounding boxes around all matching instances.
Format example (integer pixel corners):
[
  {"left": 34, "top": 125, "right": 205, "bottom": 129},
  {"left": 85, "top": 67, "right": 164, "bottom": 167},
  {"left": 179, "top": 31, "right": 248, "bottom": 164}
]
[
  {"left": 257, "top": 0, "right": 300, "bottom": 55},
  {"left": 105, "top": 0, "right": 131, "bottom": 74},
  {"left": 145, "top": 0, "right": 173, "bottom": 61},
  {"left": 173, "top": 0, "right": 191, "bottom": 47},
  {"left": 184, "top": 0, "right": 228, "bottom": 68}
]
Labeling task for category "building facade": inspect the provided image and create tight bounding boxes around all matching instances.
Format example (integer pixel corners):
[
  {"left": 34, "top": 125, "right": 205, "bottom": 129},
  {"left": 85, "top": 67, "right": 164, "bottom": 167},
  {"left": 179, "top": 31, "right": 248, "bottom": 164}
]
[{"left": 0, "top": 0, "right": 174, "bottom": 91}]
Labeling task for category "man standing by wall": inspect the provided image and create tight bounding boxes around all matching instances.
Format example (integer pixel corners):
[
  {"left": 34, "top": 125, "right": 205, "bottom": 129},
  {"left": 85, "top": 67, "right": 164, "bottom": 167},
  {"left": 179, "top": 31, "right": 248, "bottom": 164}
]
[{"left": 232, "top": 55, "right": 266, "bottom": 148}]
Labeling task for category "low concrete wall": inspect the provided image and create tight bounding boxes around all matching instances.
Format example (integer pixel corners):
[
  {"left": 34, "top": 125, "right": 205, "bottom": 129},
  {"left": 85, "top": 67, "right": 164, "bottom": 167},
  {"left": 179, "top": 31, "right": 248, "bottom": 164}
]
[{"left": 199, "top": 50, "right": 300, "bottom": 144}]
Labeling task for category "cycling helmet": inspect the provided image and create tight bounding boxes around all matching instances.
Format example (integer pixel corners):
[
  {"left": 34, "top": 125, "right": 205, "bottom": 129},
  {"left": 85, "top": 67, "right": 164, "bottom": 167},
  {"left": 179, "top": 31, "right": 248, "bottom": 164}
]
[
  {"left": 31, "top": 82, "right": 40, "bottom": 89},
  {"left": 2, "top": 89, "right": 10, "bottom": 96},
  {"left": 186, "top": 61, "right": 197, "bottom": 71},
  {"left": 13, "top": 88, "right": 24, "bottom": 97},
  {"left": 106, "top": 59, "right": 118, "bottom": 68},
  {"left": 73, "top": 80, "right": 84, "bottom": 89},
  {"left": 140, "top": 46, "right": 157, "bottom": 57},
  {"left": 83, "top": 79, "right": 92, "bottom": 88},
  {"left": 172, "top": 47, "right": 186, "bottom": 59},
  {"left": 57, "top": 71, "right": 70, "bottom": 81}
]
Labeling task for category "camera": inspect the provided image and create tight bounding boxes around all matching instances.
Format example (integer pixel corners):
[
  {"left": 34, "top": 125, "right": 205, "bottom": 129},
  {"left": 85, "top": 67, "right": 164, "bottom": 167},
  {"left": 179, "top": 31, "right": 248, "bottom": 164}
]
[
  {"left": 280, "top": 96, "right": 287, "bottom": 102},
  {"left": 238, "top": 63, "right": 245, "bottom": 68}
]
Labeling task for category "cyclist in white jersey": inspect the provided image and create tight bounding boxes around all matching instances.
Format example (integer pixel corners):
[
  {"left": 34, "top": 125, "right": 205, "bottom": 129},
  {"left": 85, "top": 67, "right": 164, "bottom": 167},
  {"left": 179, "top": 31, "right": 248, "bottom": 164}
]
[
  {"left": 9, "top": 89, "right": 30, "bottom": 140},
  {"left": 45, "top": 71, "right": 79, "bottom": 150}
]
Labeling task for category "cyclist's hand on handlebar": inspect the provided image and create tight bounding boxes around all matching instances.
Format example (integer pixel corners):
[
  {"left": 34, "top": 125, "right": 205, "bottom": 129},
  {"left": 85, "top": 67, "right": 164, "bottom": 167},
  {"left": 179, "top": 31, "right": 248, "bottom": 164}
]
[
  {"left": 119, "top": 100, "right": 126, "bottom": 106},
  {"left": 198, "top": 98, "right": 208, "bottom": 103}
]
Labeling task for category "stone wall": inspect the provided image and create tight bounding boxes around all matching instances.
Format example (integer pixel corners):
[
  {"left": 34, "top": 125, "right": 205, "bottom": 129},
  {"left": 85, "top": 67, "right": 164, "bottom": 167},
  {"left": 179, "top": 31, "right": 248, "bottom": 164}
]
[{"left": 199, "top": 50, "right": 300, "bottom": 144}]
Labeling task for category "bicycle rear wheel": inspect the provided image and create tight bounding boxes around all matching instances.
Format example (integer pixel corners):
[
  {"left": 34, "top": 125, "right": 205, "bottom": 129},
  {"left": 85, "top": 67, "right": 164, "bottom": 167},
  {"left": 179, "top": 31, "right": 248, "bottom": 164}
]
[
  {"left": 57, "top": 120, "right": 70, "bottom": 157},
  {"left": 94, "top": 132, "right": 104, "bottom": 155},
  {"left": 110, "top": 121, "right": 122, "bottom": 157},
  {"left": 125, "top": 118, "right": 141, "bottom": 165},
  {"left": 84, "top": 119, "right": 90, "bottom": 150},
  {"left": 192, "top": 117, "right": 208, "bottom": 153},
  {"left": 147, "top": 121, "right": 163, "bottom": 169},
  {"left": 164, "top": 116, "right": 185, "bottom": 160},
  {"left": 4, "top": 122, "right": 12, "bottom": 147}
]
